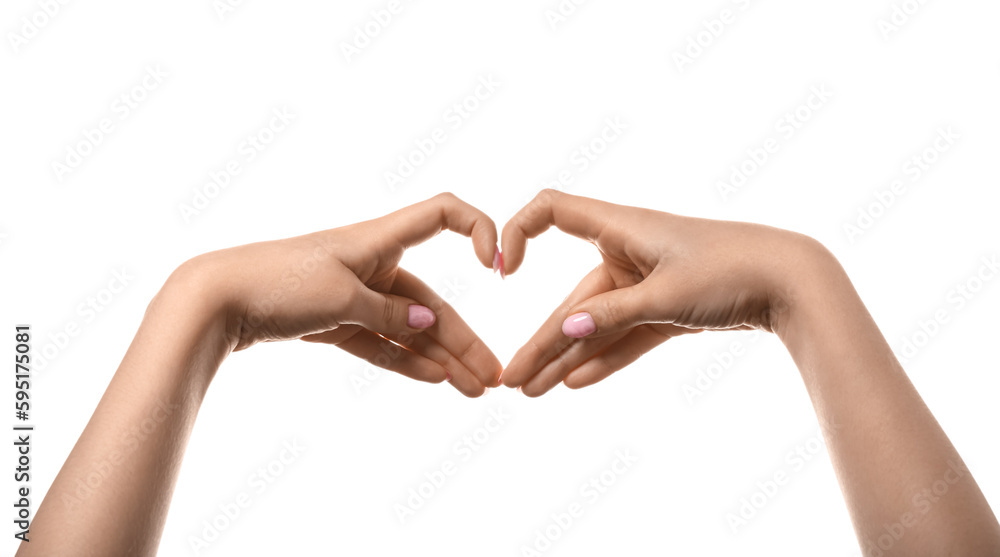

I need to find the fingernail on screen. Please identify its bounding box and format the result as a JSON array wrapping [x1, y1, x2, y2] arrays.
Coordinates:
[[562, 312, 596, 338], [493, 246, 505, 279], [446, 371, 452, 382], [407, 305, 436, 329]]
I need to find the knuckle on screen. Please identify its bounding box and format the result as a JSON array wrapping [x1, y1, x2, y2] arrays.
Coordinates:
[[459, 336, 485, 363], [522, 189, 560, 224], [538, 188, 560, 201], [380, 296, 398, 327], [434, 191, 458, 203], [603, 297, 627, 328], [532, 188, 559, 208]]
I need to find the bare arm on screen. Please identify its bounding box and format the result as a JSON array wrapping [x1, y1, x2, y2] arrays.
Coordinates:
[[18, 193, 503, 556], [500, 189, 1000, 554], [18, 267, 230, 555], [776, 247, 999, 553]]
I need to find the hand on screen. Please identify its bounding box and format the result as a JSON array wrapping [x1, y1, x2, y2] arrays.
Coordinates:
[[172, 192, 503, 397], [499, 189, 823, 396]]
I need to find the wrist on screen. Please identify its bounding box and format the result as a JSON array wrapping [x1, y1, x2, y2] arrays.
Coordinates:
[[765, 234, 857, 341], [151, 258, 236, 370]]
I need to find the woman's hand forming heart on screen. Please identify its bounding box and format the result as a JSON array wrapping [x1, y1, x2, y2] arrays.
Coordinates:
[[183, 192, 505, 397], [500, 189, 814, 396]]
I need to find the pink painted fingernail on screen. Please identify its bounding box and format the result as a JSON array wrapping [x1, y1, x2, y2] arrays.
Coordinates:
[[446, 371, 452, 382], [562, 312, 596, 338], [493, 246, 505, 279], [407, 305, 436, 329]]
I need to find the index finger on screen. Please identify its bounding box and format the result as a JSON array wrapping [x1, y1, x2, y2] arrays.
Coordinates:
[[379, 192, 499, 269], [501, 189, 614, 274]]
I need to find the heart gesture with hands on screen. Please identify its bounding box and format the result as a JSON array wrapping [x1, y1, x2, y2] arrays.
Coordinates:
[[20, 190, 1000, 557]]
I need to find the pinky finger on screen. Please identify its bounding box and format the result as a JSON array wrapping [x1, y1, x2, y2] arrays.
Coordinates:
[[562, 326, 669, 390]]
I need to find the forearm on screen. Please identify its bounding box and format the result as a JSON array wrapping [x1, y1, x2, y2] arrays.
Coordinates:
[[15, 194, 498, 554], [775, 243, 1000, 554], [19, 269, 231, 556]]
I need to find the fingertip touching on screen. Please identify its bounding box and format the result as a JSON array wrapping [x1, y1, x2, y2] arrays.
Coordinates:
[[492, 247, 506, 279]]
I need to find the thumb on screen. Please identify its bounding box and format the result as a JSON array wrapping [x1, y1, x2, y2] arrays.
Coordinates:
[[348, 285, 437, 335], [561, 282, 655, 339]]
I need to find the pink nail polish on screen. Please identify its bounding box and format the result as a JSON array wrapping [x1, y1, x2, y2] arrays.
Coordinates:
[[562, 312, 596, 338], [493, 246, 501, 274], [498, 251, 506, 280], [446, 371, 452, 382], [407, 305, 436, 329]]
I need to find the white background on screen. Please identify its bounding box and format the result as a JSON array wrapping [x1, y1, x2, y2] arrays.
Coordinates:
[[2, 0, 1000, 555]]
